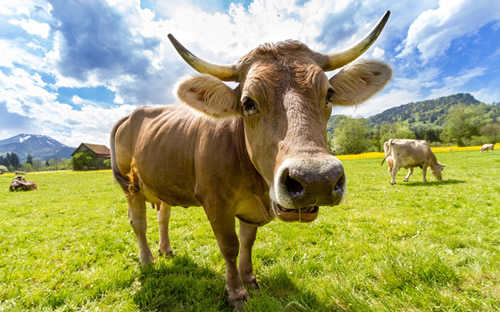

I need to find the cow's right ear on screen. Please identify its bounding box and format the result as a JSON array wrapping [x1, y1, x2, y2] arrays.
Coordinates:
[[177, 74, 240, 118]]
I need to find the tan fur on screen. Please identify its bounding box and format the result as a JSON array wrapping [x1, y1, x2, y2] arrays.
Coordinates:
[[177, 74, 239, 118], [111, 35, 392, 310], [329, 60, 392, 105]]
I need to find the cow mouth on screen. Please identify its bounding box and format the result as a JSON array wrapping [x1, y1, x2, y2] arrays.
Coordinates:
[[271, 201, 319, 223]]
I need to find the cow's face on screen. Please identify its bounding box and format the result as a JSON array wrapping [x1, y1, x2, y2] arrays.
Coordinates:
[[431, 163, 445, 180], [170, 11, 392, 222]]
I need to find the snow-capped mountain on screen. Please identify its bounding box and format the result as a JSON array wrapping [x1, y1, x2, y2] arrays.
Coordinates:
[[0, 134, 75, 162]]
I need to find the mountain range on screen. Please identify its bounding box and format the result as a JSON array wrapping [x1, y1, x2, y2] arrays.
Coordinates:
[[0, 134, 75, 162], [367, 93, 497, 126], [328, 93, 499, 132]]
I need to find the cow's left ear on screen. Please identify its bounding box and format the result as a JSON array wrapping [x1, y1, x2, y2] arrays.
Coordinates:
[[328, 60, 392, 106], [177, 74, 239, 118]]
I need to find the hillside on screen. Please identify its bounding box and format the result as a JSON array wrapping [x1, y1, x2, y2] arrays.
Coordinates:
[[0, 134, 74, 162], [328, 93, 499, 134], [367, 93, 498, 126]]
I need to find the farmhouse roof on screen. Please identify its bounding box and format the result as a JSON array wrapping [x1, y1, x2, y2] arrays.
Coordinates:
[[72, 143, 111, 158]]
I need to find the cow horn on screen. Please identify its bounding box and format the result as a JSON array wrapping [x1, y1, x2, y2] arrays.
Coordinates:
[[168, 34, 238, 81], [321, 11, 390, 71]]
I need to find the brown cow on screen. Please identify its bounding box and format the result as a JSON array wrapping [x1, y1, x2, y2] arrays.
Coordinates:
[[111, 11, 392, 309], [382, 139, 445, 185], [480, 143, 494, 152], [9, 176, 37, 191]]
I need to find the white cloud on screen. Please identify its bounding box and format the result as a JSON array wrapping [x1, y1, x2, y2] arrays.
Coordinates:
[[9, 18, 51, 38], [399, 0, 500, 62], [0, 39, 43, 69], [429, 67, 486, 98], [71, 95, 83, 105], [0, 65, 136, 146], [471, 88, 500, 104], [335, 88, 424, 117]]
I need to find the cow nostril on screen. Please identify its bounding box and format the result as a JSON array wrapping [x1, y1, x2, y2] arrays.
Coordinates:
[[334, 174, 345, 193], [285, 175, 304, 198]]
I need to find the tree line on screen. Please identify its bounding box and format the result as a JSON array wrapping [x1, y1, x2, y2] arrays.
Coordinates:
[[329, 104, 499, 155], [0, 152, 72, 172]]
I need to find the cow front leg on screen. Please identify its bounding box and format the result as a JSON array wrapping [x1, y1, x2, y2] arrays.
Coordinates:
[[422, 165, 428, 182], [128, 194, 154, 265], [209, 215, 247, 311], [404, 168, 413, 182], [239, 221, 258, 289], [158, 202, 174, 257]]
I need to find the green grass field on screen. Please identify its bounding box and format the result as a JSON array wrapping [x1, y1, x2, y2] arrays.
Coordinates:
[[1, 151, 499, 311]]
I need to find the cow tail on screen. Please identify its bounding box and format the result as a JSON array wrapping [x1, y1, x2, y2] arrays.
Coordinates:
[[110, 116, 133, 194], [381, 139, 393, 166], [381, 154, 388, 166]]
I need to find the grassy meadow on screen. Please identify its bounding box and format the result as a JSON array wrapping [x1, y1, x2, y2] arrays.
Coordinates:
[[0, 150, 499, 311]]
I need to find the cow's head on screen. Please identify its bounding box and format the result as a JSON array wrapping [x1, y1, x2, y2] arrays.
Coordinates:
[[431, 163, 446, 181], [170, 11, 392, 222]]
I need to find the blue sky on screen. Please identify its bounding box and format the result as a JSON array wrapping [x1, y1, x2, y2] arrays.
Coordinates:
[[1, 0, 499, 146]]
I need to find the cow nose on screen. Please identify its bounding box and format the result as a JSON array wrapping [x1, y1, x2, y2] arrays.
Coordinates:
[[276, 156, 345, 207], [284, 174, 304, 198]]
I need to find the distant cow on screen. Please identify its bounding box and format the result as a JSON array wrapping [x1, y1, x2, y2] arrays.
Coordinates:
[[382, 139, 445, 185], [9, 176, 37, 191], [480, 143, 494, 152]]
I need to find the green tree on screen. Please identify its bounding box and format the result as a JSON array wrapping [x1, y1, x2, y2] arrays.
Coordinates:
[[72, 152, 94, 170], [26, 154, 33, 165], [442, 105, 486, 146], [7, 153, 20, 170], [331, 117, 370, 154], [32, 159, 42, 171], [21, 163, 33, 172], [379, 122, 416, 149], [480, 122, 500, 144]]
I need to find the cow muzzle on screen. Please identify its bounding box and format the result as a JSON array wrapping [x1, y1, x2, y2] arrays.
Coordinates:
[[270, 156, 345, 222]]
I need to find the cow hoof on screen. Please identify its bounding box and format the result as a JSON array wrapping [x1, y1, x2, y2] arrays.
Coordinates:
[[243, 276, 259, 289], [159, 249, 175, 258], [226, 287, 248, 311], [139, 251, 155, 265], [403, 179, 408, 182], [140, 256, 154, 266], [390, 181, 396, 185]]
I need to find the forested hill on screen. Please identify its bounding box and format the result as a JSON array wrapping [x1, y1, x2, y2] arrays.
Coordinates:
[[368, 93, 486, 126]]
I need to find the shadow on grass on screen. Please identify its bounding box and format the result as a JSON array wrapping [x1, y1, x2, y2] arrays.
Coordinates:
[[133, 255, 229, 312], [133, 255, 332, 311], [399, 179, 465, 187], [246, 269, 336, 311]]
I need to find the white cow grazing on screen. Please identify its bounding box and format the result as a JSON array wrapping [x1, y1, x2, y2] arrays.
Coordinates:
[[381, 139, 446, 185], [480, 143, 495, 152]]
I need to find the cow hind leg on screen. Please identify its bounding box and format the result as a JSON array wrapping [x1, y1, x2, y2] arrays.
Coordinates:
[[404, 168, 413, 182], [239, 221, 258, 289], [158, 202, 174, 257], [128, 194, 154, 265], [390, 164, 399, 185]]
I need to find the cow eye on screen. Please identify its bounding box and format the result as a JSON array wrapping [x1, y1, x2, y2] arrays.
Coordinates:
[[242, 97, 258, 116], [326, 88, 335, 103]]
